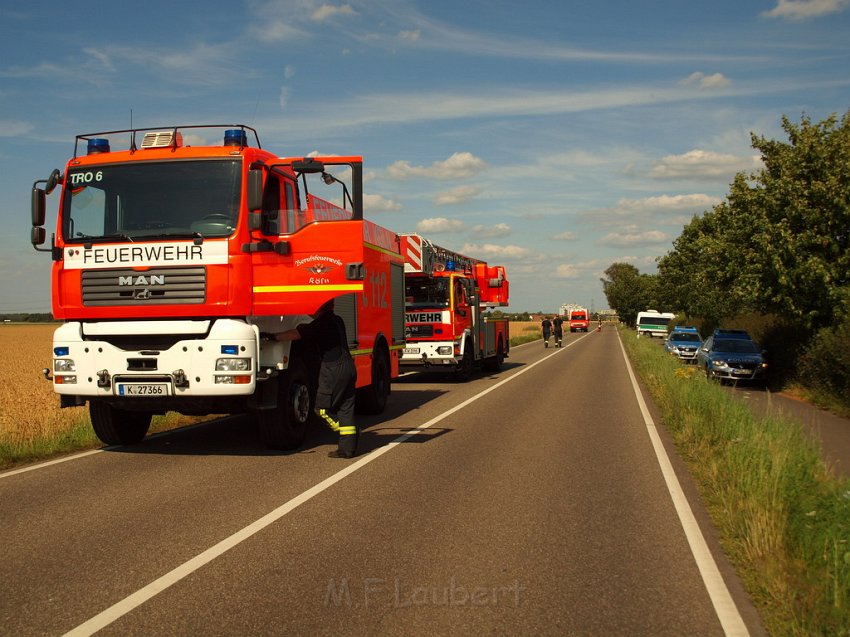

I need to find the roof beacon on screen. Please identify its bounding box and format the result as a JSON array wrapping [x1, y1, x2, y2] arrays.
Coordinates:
[[224, 129, 248, 147], [87, 138, 110, 155]]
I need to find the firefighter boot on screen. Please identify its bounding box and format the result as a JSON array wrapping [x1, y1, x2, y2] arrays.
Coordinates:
[[329, 427, 358, 459]]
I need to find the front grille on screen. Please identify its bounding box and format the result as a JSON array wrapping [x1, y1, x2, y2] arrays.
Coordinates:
[[406, 324, 434, 338], [82, 267, 206, 306]]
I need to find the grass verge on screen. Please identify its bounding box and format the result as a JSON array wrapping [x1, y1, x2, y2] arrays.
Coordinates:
[[622, 328, 850, 636], [0, 411, 208, 471]]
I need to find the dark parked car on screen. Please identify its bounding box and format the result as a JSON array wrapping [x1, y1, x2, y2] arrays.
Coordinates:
[[697, 333, 768, 383]]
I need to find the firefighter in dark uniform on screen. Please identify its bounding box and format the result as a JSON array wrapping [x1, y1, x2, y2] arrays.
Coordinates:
[[274, 298, 358, 458], [541, 316, 552, 348], [552, 315, 564, 347]]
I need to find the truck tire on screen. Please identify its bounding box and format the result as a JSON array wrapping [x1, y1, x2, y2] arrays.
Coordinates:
[[356, 343, 390, 415], [455, 341, 474, 382], [256, 357, 312, 450], [89, 401, 152, 446]]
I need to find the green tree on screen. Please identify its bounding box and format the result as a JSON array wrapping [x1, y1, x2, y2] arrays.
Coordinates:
[[658, 110, 850, 330], [601, 263, 657, 326], [738, 112, 850, 328]]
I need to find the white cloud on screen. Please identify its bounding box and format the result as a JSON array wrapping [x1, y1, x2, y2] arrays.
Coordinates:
[[284, 64, 296, 79], [762, 0, 849, 20], [0, 119, 33, 136], [434, 185, 481, 205], [279, 86, 290, 110], [584, 193, 721, 227], [680, 72, 731, 89], [386, 152, 488, 180], [312, 4, 356, 22], [649, 149, 761, 180], [551, 231, 578, 241], [471, 223, 511, 238], [459, 243, 530, 259], [364, 193, 402, 212], [400, 29, 421, 41], [416, 217, 466, 233], [554, 264, 581, 279], [598, 230, 670, 247]]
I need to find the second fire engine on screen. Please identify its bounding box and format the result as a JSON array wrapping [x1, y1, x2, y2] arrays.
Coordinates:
[[399, 234, 509, 380]]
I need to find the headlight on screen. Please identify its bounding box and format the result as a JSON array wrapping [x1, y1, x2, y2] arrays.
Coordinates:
[[712, 359, 729, 369], [54, 359, 76, 372], [437, 346, 453, 355], [215, 358, 251, 372]]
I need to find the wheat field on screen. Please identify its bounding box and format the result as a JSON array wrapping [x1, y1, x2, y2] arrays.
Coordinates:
[[0, 324, 82, 447], [0, 324, 203, 466]]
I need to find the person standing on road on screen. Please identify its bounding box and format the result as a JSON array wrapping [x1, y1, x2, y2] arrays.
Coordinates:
[[552, 315, 564, 347], [541, 316, 552, 348], [273, 298, 358, 458]]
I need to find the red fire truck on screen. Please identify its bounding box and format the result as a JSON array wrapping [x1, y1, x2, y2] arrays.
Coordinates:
[[399, 234, 509, 379], [30, 125, 405, 449], [569, 307, 590, 332]]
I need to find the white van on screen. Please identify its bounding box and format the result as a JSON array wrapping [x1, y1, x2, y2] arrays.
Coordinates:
[[636, 310, 675, 338]]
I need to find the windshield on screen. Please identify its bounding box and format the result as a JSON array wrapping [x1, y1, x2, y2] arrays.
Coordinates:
[[713, 339, 761, 354], [405, 277, 449, 308], [639, 315, 671, 326], [62, 160, 241, 241], [671, 333, 701, 342]]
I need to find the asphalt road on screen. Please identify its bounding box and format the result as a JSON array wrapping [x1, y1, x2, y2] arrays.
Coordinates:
[[0, 328, 766, 636]]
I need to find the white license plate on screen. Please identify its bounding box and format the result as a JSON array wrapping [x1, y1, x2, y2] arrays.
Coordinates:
[[117, 383, 171, 396], [403, 347, 420, 355]]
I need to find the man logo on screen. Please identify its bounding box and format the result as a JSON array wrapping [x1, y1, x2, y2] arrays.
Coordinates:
[[119, 275, 165, 286], [134, 288, 151, 300]]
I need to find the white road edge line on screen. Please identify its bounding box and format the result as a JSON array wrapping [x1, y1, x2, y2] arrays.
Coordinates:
[[617, 332, 750, 637], [64, 337, 584, 636]]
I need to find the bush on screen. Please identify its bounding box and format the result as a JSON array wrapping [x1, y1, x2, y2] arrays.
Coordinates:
[[799, 316, 850, 410]]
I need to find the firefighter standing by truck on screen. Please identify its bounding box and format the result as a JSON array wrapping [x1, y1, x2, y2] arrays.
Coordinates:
[[272, 299, 358, 459]]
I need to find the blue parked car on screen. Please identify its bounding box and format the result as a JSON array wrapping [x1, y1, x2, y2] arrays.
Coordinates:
[[697, 331, 768, 383], [664, 326, 702, 363]]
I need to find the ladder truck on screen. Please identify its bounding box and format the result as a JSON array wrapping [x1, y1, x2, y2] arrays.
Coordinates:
[[399, 233, 509, 380], [30, 125, 405, 450]]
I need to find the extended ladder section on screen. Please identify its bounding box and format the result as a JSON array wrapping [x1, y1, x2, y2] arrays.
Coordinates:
[[400, 233, 509, 307]]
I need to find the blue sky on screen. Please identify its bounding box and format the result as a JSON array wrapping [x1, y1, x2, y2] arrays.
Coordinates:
[[1, 0, 849, 314]]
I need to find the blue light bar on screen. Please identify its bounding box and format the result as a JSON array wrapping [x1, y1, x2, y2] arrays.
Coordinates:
[[87, 138, 110, 154], [223, 129, 247, 147], [445, 260, 456, 271], [221, 345, 239, 355], [54, 346, 70, 356]]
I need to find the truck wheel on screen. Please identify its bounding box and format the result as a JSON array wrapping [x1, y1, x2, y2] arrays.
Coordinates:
[[89, 401, 152, 446], [356, 345, 390, 415], [256, 358, 312, 450], [455, 341, 474, 382]]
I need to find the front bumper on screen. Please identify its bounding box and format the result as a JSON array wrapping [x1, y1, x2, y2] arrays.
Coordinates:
[[707, 361, 767, 381], [50, 319, 262, 399], [400, 341, 459, 367]]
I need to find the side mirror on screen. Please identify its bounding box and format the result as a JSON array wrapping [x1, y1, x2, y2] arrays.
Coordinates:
[[32, 187, 46, 227], [31, 226, 46, 247]]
